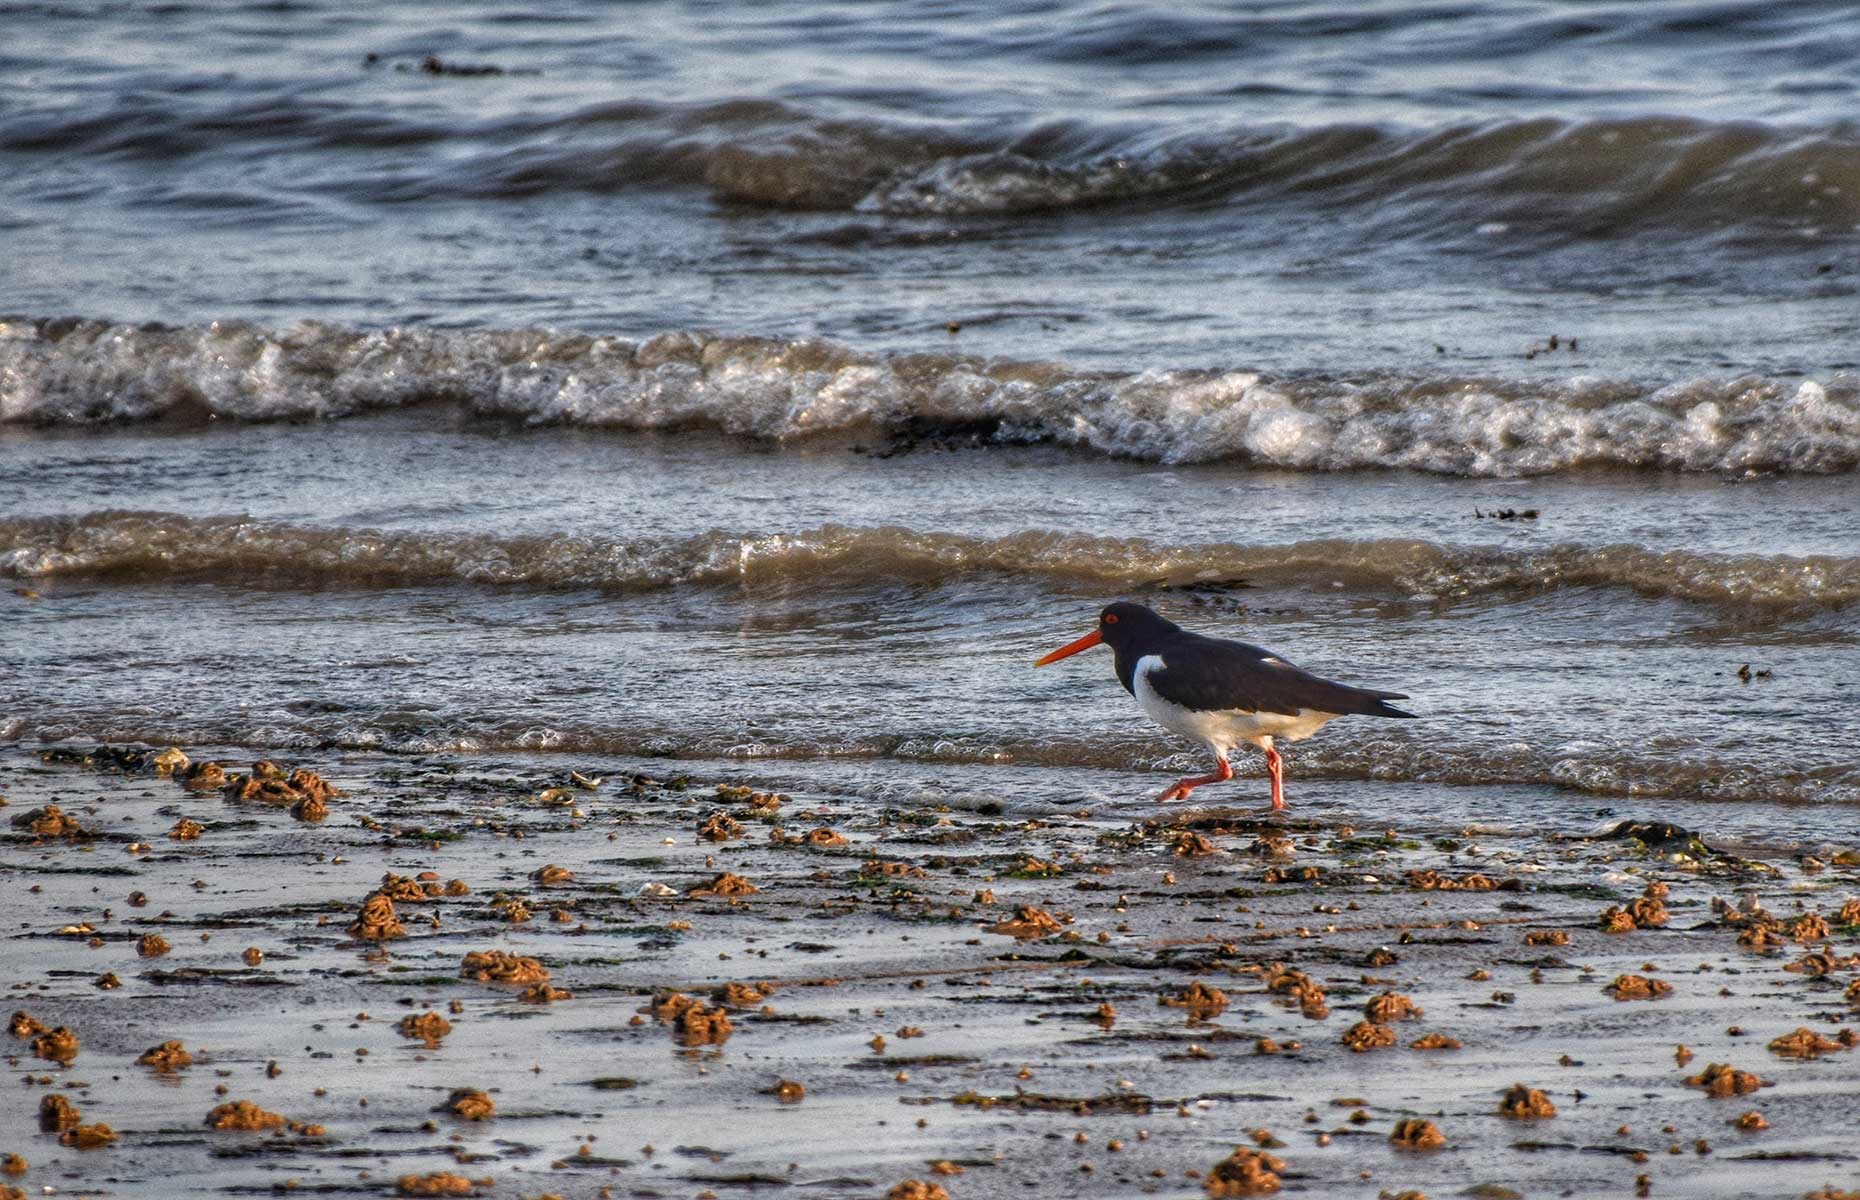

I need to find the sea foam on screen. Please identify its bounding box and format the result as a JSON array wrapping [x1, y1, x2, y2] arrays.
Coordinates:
[[5, 318, 1858, 477]]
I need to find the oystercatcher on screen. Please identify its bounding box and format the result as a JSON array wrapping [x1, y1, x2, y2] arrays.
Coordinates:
[[1034, 601, 1415, 809]]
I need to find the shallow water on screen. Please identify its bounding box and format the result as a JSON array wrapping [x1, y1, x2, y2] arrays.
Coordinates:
[[4, 1, 1860, 850], [3, 417, 1857, 822]]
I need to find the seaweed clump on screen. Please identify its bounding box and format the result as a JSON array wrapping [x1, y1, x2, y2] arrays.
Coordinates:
[[648, 992, 733, 1046], [398, 1011, 452, 1046], [33, 1027, 79, 1065], [12, 805, 87, 838], [1203, 1146, 1284, 1196], [1173, 830, 1218, 857], [396, 1174, 479, 1197], [1364, 992, 1421, 1023], [988, 906, 1062, 939], [1388, 1118, 1446, 1150], [1608, 974, 1673, 1001], [690, 872, 759, 897], [1685, 1063, 1765, 1097], [1162, 981, 1229, 1019], [1499, 1084, 1556, 1118], [60, 1124, 115, 1149], [460, 950, 548, 984], [205, 1100, 285, 1131], [1262, 964, 1329, 1019], [1342, 1022, 1396, 1053], [137, 1039, 193, 1071], [39, 1095, 80, 1131], [885, 1183, 950, 1200], [1600, 894, 1669, 933], [1768, 1028, 1850, 1060], [348, 891, 406, 940], [1406, 869, 1514, 891], [441, 1088, 494, 1120]]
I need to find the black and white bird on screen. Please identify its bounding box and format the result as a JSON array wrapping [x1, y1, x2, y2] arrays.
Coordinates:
[[1034, 601, 1416, 809]]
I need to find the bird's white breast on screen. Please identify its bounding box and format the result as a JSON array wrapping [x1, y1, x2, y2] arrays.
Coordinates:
[[1132, 654, 1340, 755]]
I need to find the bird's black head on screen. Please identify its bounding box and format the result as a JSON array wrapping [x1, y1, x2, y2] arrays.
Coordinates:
[[1033, 600, 1179, 667], [1094, 601, 1178, 653]]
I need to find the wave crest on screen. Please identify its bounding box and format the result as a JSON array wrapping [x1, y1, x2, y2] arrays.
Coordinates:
[[9, 93, 1860, 235], [5, 318, 1859, 477], [3, 512, 1853, 610]]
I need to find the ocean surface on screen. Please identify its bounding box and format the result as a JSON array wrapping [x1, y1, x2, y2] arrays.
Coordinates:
[[4, 0, 1859, 836]]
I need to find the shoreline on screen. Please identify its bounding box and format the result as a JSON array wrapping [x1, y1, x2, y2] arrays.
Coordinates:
[[1, 744, 1857, 1198]]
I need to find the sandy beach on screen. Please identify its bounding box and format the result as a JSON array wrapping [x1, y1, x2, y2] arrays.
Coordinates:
[[3, 743, 1857, 1199]]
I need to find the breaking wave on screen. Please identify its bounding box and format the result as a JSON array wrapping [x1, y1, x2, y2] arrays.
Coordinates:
[[3, 512, 1854, 610], [5, 318, 1858, 477]]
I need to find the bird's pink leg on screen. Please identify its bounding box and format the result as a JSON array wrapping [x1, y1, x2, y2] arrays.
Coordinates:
[[1156, 756, 1233, 803], [1265, 744, 1286, 812]]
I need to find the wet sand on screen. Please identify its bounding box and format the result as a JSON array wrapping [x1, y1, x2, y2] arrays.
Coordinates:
[[2, 745, 1858, 1199]]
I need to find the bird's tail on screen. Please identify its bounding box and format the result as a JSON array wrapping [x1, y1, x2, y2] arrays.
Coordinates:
[[1359, 689, 1417, 719]]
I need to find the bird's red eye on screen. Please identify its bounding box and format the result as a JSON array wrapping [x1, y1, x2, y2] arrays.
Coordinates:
[[1103, 613, 1119, 625]]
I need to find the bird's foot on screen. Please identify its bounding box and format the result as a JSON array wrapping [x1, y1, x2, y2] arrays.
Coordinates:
[[1156, 759, 1233, 804]]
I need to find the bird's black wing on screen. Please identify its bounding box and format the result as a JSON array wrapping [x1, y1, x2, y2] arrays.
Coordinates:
[[1147, 632, 1415, 718]]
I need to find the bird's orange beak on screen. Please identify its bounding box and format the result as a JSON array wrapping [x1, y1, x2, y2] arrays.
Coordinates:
[[1034, 628, 1102, 667]]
